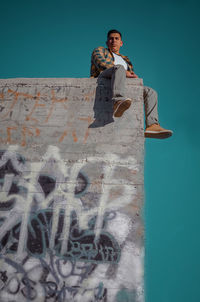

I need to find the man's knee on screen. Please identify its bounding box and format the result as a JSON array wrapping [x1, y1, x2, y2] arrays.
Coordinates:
[[114, 64, 126, 72]]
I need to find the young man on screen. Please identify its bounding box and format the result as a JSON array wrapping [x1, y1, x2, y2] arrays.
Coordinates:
[[90, 29, 173, 139]]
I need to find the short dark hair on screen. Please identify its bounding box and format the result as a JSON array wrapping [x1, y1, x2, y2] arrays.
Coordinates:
[[107, 29, 122, 39]]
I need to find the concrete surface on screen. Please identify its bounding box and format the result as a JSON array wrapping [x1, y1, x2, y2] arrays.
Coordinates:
[[0, 78, 144, 302]]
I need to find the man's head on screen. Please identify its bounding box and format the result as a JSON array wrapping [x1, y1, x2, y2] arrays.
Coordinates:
[[106, 29, 123, 54]]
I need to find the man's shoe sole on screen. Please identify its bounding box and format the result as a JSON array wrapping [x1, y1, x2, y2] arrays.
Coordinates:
[[145, 130, 173, 139], [114, 99, 132, 117]]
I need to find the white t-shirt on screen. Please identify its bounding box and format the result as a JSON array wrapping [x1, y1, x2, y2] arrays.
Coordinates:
[[112, 52, 128, 70]]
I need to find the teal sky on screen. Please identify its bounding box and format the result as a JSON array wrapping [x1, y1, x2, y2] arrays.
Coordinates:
[[1, 0, 200, 301]]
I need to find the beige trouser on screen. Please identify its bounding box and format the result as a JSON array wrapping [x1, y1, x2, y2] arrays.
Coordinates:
[[99, 64, 159, 127]]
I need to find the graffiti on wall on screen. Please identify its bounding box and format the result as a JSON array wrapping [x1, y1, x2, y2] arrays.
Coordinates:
[[0, 145, 142, 301], [0, 88, 94, 146]]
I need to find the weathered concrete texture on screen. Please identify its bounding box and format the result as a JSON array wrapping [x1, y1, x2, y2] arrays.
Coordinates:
[[0, 78, 144, 302]]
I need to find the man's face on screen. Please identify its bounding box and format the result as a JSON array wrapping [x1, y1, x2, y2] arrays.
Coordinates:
[[106, 33, 123, 54]]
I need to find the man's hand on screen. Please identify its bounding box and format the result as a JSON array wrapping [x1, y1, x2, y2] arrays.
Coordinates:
[[126, 71, 138, 78]]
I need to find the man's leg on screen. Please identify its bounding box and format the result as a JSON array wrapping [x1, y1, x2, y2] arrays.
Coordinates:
[[144, 86, 173, 139], [143, 86, 159, 127], [100, 65, 126, 101], [100, 65, 132, 117]]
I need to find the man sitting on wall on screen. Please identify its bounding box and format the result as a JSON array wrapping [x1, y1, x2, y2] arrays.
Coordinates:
[[90, 29, 173, 139]]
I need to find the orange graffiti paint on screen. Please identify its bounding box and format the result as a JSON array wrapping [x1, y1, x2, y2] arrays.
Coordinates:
[[45, 90, 68, 123], [79, 116, 93, 143], [59, 130, 67, 143], [26, 92, 45, 123], [7, 127, 17, 144], [2, 90, 34, 119], [72, 131, 78, 142], [21, 126, 40, 147]]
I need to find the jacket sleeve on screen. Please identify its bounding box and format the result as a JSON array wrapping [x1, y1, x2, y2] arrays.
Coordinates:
[[91, 47, 114, 70], [124, 56, 134, 72]]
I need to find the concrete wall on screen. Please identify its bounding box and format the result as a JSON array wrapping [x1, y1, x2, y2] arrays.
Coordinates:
[[0, 78, 144, 302]]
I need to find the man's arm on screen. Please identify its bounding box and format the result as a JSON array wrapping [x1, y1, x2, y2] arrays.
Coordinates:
[[92, 47, 114, 70]]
